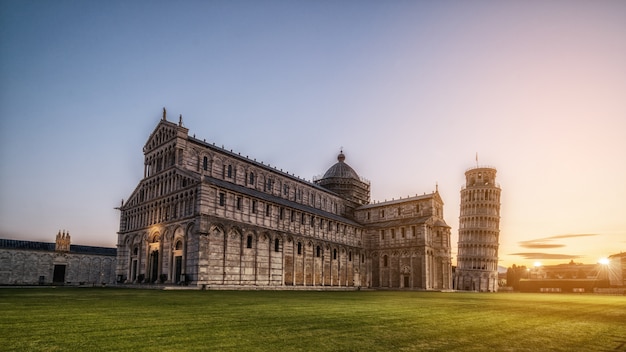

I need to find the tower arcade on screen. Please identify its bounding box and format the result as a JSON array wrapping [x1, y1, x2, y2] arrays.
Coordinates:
[[455, 166, 501, 292]]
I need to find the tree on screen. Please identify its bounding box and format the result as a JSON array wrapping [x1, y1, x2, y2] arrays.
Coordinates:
[[506, 264, 528, 291]]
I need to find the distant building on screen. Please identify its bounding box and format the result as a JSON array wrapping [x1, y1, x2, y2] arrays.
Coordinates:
[[115, 111, 452, 289], [454, 166, 501, 292], [0, 231, 117, 285], [530, 261, 599, 280], [513, 260, 617, 293]]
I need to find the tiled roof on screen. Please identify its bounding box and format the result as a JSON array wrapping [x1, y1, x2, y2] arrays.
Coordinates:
[[205, 176, 362, 227], [0, 239, 116, 256], [69, 245, 116, 256], [0, 239, 55, 251], [357, 194, 435, 210], [189, 136, 334, 194]]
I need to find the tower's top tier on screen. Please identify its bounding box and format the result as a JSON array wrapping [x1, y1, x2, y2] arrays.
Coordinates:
[[464, 167, 497, 188]]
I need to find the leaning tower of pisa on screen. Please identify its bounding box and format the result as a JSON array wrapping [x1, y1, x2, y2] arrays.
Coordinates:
[[455, 166, 501, 292]]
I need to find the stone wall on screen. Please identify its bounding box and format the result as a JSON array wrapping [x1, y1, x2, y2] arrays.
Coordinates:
[[0, 249, 117, 285]]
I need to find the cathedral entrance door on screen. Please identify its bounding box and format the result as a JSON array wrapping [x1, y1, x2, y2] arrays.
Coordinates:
[[53, 265, 66, 284], [149, 250, 159, 283], [403, 276, 410, 288], [174, 256, 182, 283], [131, 260, 138, 281]]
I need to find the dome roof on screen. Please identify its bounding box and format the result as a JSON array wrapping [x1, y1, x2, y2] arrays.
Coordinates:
[[322, 151, 361, 180]]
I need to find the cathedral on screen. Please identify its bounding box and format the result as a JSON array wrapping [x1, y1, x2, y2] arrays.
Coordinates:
[[116, 110, 452, 289]]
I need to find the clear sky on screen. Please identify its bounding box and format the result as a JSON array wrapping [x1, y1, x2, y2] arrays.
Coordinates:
[[1, 0, 624, 268]]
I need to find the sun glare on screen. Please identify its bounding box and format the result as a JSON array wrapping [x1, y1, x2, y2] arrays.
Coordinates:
[[598, 257, 609, 265]]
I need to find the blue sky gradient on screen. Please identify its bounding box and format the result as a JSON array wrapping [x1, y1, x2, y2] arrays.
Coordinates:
[[1, 1, 625, 267]]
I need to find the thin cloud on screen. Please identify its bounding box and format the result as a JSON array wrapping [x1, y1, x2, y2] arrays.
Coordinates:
[[545, 234, 599, 240], [520, 243, 565, 249], [519, 233, 599, 249], [509, 253, 582, 260]]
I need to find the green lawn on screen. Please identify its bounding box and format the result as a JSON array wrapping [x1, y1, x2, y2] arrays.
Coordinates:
[[0, 288, 624, 351]]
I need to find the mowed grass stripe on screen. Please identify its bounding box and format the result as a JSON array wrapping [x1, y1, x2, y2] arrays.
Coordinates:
[[0, 288, 624, 351]]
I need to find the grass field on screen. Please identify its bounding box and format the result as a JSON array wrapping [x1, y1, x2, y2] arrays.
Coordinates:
[[0, 288, 624, 351]]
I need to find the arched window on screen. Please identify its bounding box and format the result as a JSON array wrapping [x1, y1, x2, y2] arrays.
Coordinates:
[[227, 165, 233, 178], [333, 249, 337, 260], [316, 246, 321, 257], [246, 235, 253, 249], [203, 156, 208, 171], [297, 242, 302, 255], [274, 238, 280, 252], [383, 255, 388, 267]]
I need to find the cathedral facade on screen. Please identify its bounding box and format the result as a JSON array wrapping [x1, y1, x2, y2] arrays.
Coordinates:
[[116, 111, 452, 290]]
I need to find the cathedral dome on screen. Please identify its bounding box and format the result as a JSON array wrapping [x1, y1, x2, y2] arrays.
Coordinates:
[[322, 151, 361, 181]]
